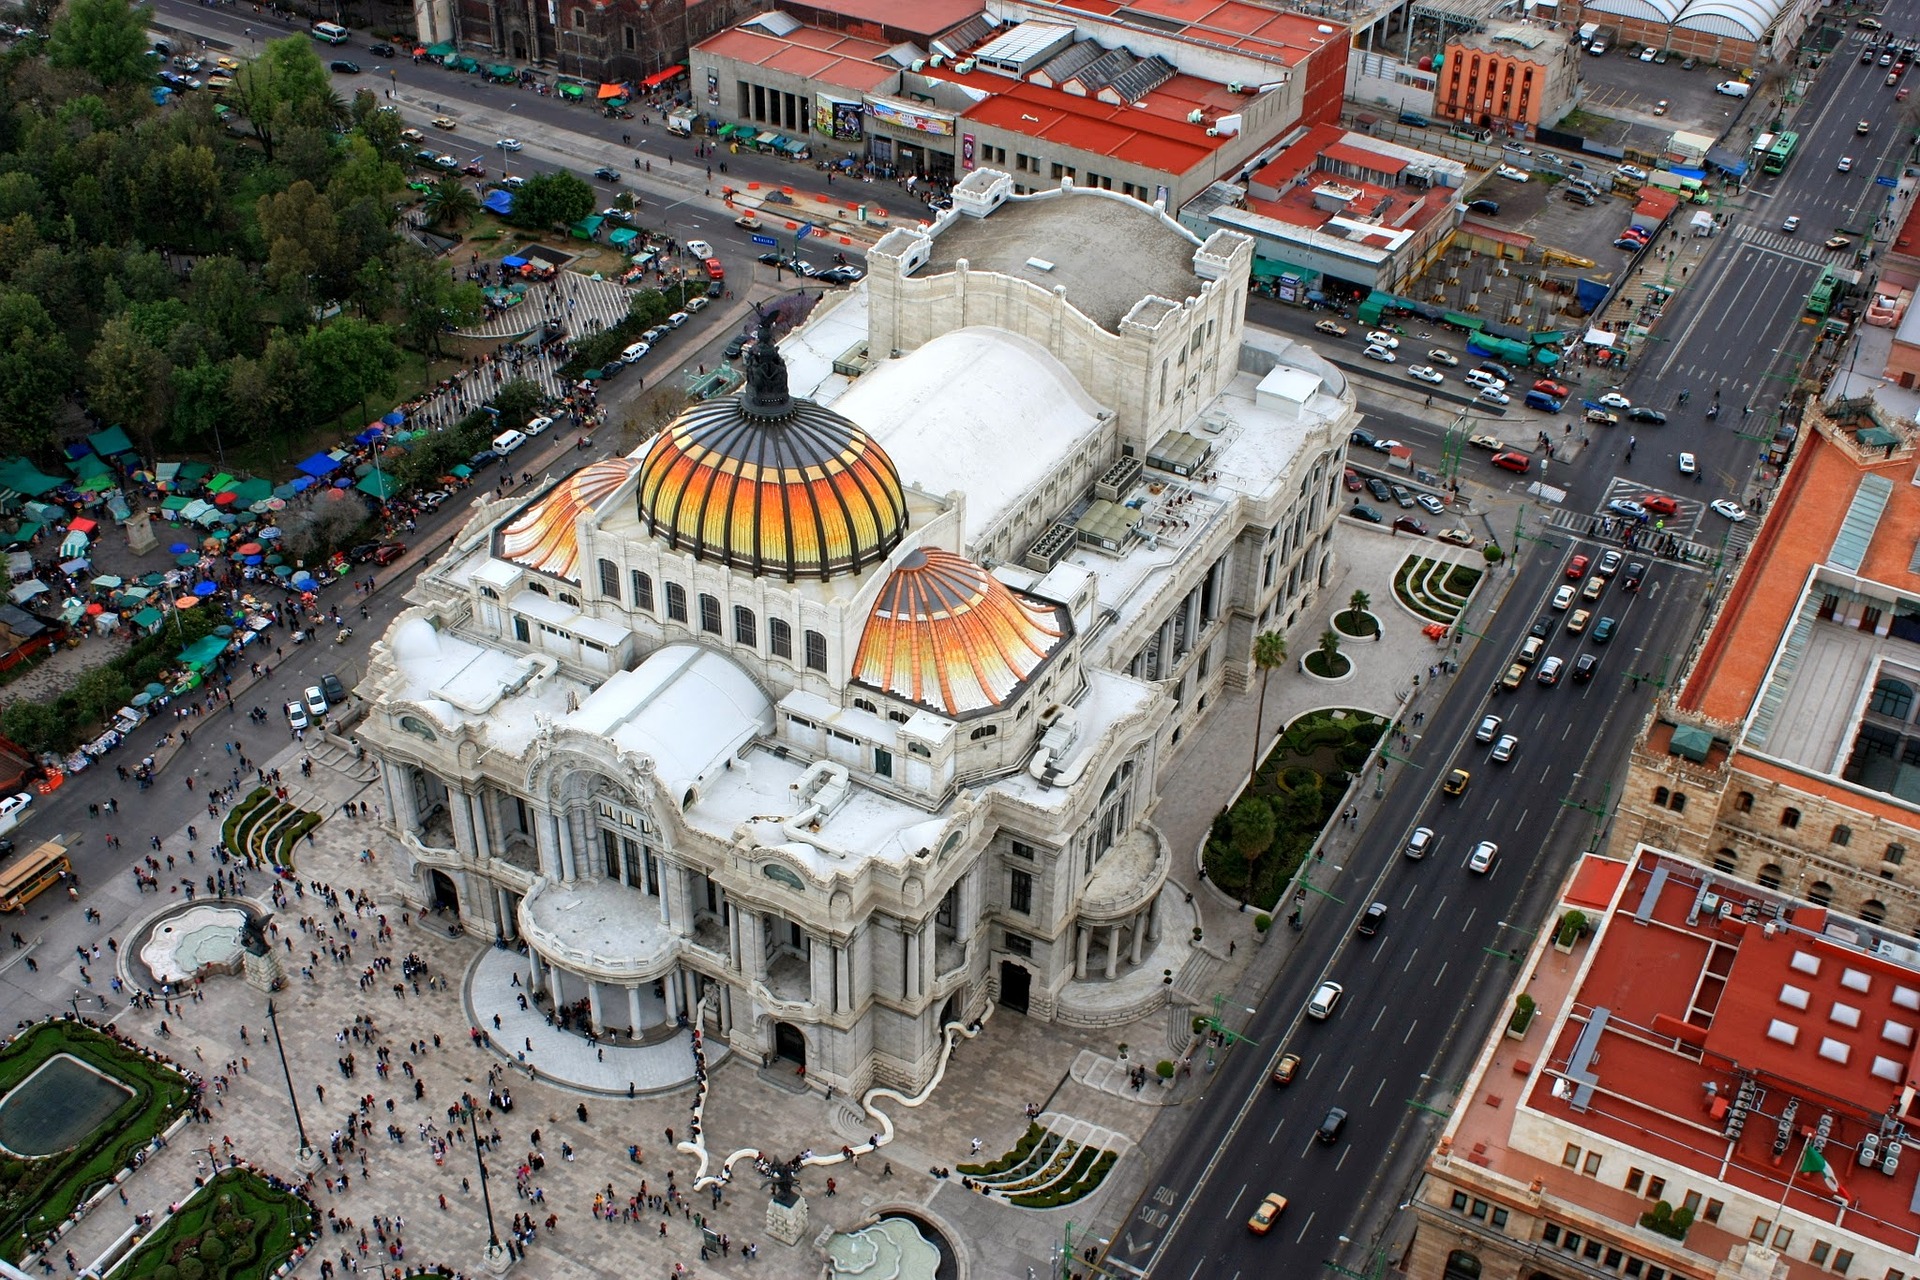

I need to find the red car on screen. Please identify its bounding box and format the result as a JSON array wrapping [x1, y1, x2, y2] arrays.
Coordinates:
[[1490, 451, 1530, 473], [370, 543, 406, 566], [1641, 494, 1679, 515], [1532, 379, 1569, 399], [1566, 554, 1590, 579], [702, 258, 725, 280], [1343, 467, 1363, 492]]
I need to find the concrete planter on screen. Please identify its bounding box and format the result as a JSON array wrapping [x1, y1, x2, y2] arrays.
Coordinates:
[[1332, 608, 1381, 640], [1301, 654, 1354, 684]]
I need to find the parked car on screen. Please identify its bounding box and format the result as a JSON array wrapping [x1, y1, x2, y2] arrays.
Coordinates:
[[1416, 493, 1445, 515], [1426, 349, 1459, 366], [1437, 525, 1475, 547], [1349, 504, 1384, 523], [1465, 197, 1501, 216], [304, 685, 329, 719], [1314, 319, 1349, 337], [1392, 516, 1429, 536], [329, 60, 361, 73], [285, 700, 309, 731], [368, 543, 406, 566], [368, 41, 396, 57]]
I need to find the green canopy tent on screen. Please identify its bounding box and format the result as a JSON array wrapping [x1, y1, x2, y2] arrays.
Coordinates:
[[608, 226, 638, 247], [69, 455, 111, 483], [230, 477, 273, 507], [174, 461, 212, 484], [570, 214, 606, 240], [426, 41, 455, 57], [0, 459, 67, 497], [558, 82, 586, 98], [177, 634, 228, 672], [355, 471, 399, 500], [489, 64, 515, 79], [1, 523, 41, 546], [129, 607, 163, 633], [86, 425, 136, 458]]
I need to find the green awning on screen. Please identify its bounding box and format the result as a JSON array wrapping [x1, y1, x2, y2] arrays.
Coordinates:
[[453, 56, 479, 73], [490, 64, 514, 77], [1668, 723, 1715, 764], [1250, 259, 1289, 280], [0, 460, 66, 497], [69, 454, 110, 482], [558, 82, 585, 98], [450, 464, 472, 479], [715, 123, 737, 136], [231, 477, 273, 506], [207, 471, 237, 492], [160, 495, 190, 511], [178, 634, 227, 671], [175, 461, 211, 482], [87, 425, 136, 458], [608, 227, 638, 245], [355, 470, 398, 500], [1442, 311, 1483, 332], [130, 607, 162, 630], [426, 41, 455, 56], [2, 523, 40, 546], [1856, 426, 1900, 448], [570, 214, 605, 239]]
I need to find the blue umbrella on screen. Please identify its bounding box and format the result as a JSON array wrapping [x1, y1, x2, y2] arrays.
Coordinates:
[[333, 477, 353, 488], [243, 554, 263, 565], [193, 581, 218, 596], [169, 542, 190, 553], [382, 410, 406, 427]]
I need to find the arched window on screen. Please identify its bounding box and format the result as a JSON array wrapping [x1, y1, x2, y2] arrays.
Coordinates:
[[630, 571, 654, 611], [1713, 849, 1740, 873], [1653, 786, 1671, 807], [570, 6, 585, 26], [1832, 825, 1852, 847], [1872, 677, 1915, 720], [1861, 899, 1888, 925], [1737, 791, 1754, 813], [852, 697, 877, 714], [1443, 1252, 1482, 1280], [733, 606, 757, 648], [1669, 791, 1687, 813], [1809, 881, 1834, 907], [969, 724, 998, 740], [1759, 864, 1784, 889], [1780, 807, 1801, 829], [698, 594, 721, 635]]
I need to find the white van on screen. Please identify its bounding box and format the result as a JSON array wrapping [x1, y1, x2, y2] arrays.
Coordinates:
[[310, 20, 350, 43], [1465, 369, 1507, 392], [491, 429, 528, 455], [1715, 80, 1751, 97]]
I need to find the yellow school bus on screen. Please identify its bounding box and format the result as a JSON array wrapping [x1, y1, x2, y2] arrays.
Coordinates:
[[0, 841, 69, 912]]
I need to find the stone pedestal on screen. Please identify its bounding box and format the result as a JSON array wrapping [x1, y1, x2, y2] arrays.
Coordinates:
[[243, 948, 282, 993], [765, 1193, 809, 1246], [125, 511, 158, 555], [294, 1144, 324, 1175], [480, 1241, 516, 1277]]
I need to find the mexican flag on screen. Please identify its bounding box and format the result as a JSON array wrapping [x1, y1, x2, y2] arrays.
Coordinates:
[[1799, 1145, 1850, 1202]]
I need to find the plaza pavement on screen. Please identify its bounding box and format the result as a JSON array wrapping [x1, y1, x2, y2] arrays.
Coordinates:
[[12, 478, 1541, 1280]]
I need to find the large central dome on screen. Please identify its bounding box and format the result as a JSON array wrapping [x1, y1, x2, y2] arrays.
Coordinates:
[[635, 313, 907, 581]]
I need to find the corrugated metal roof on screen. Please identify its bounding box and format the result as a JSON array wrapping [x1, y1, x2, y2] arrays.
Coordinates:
[[1830, 472, 1893, 573]]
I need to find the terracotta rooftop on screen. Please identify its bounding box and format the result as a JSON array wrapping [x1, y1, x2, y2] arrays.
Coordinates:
[[1053, 0, 1344, 66], [698, 22, 900, 94], [1238, 123, 1454, 242], [1451, 851, 1920, 1260]]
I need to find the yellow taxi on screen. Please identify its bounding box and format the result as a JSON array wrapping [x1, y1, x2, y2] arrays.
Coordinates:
[[1248, 1192, 1289, 1234]]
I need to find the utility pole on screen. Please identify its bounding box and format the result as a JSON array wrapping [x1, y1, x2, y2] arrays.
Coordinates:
[[1558, 779, 1616, 854]]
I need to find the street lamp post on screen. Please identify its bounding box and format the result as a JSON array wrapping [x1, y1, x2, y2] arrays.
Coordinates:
[[264, 999, 323, 1174], [466, 1101, 514, 1275]]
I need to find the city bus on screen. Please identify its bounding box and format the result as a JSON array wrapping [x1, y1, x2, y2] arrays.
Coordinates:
[[0, 841, 69, 913], [1807, 268, 1841, 317], [1763, 131, 1800, 175], [309, 21, 350, 44]]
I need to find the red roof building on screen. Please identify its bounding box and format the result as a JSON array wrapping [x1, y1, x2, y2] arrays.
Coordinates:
[[1409, 845, 1920, 1280]]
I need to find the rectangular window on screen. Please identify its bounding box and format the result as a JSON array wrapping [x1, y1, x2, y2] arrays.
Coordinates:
[[1561, 1232, 1581, 1252], [598, 559, 620, 599], [665, 582, 687, 622], [1469, 1199, 1488, 1220], [1751, 1219, 1772, 1243], [1626, 1262, 1644, 1278], [631, 571, 654, 611], [1646, 1176, 1666, 1201], [1625, 1168, 1646, 1194], [769, 618, 792, 658], [1583, 1151, 1603, 1176], [1832, 1250, 1853, 1274], [699, 593, 722, 634], [1772, 1226, 1793, 1250], [1451, 1191, 1469, 1213], [1010, 869, 1033, 914], [805, 629, 827, 672], [873, 748, 893, 778], [1002, 931, 1032, 956], [1010, 840, 1035, 860], [1605, 1249, 1624, 1268], [1562, 1143, 1582, 1168], [513, 616, 530, 643], [1704, 1198, 1723, 1224], [1681, 1191, 1702, 1216], [1489, 1207, 1507, 1229], [1540, 1224, 1560, 1244], [1812, 1243, 1831, 1265]]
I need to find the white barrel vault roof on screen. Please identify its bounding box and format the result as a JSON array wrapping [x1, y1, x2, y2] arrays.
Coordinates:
[[1580, 0, 1781, 41]]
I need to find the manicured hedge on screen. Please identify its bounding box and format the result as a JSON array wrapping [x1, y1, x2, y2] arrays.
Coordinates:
[[118, 1168, 315, 1280], [0, 1022, 192, 1262]]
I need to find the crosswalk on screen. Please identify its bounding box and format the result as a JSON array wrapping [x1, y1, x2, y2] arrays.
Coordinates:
[[1727, 221, 1849, 267], [1538, 477, 1759, 569]]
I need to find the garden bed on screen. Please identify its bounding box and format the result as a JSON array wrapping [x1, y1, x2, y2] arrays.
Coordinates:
[[0, 1021, 193, 1262], [116, 1167, 315, 1280]]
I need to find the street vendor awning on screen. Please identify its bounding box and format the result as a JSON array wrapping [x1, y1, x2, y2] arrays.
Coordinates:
[[715, 123, 738, 137], [0, 458, 66, 497], [489, 64, 514, 78], [175, 461, 211, 484], [87, 425, 135, 458], [178, 634, 227, 670], [231, 478, 272, 506], [8, 580, 46, 603], [641, 64, 683, 88], [159, 496, 189, 511], [571, 214, 606, 239], [129, 607, 162, 631], [502, 255, 528, 268], [69, 454, 109, 483], [596, 82, 625, 99], [558, 82, 585, 98], [426, 41, 454, 56], [778, 137, 806, 154], [608, 226, 638, 246], [296, 453, 341, 478], [1, 523, 38, 548], [483, 189, 514, 216], [355, 471, 399, 500]]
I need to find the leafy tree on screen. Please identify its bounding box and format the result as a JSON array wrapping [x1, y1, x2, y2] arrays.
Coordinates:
[[1249, 630, 1287, 782], [227, 332, 306, 453], [87, 313, 170, 456], [166, 357, 231, 449], [0, 213, 46, 282], [490, 378, 547, 432], [0, 173, 45, 224], [189, 255, 261, 355], [301, 316, 398, 424], [0, 700, 62, 756], [227, 36, 333, 161], [512, 170, 594, 230], [421, 175, 479, 229], [0, 291, 76, 454], [1228, 796, 1276, 876], [256, 181, 341, 308], [392, 247, 481, 357], [327, 136, 405, 212], [46, 0, 152, 89]]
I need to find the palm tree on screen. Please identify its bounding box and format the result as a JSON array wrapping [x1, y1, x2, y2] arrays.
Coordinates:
[[422, 176, 481, 230], [1347, 588, 1371, 619], [1249, 630, 1288, 782], [1317, 629, 1343, 674]]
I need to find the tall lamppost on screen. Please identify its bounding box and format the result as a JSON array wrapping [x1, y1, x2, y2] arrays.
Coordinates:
[[264, 999, 323, 1174], [466, 1101, 514, 1275]]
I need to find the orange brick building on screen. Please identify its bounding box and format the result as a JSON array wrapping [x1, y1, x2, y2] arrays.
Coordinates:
[[1435, 27, 1582, 135]]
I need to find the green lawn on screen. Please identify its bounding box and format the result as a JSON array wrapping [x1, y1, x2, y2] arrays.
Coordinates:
[[0, 1021, 194, 1263], [117, 1168, 316, 1280]]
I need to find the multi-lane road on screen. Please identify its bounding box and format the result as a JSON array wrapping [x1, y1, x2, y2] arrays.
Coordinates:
[[1122, 19, 1906, 1276]]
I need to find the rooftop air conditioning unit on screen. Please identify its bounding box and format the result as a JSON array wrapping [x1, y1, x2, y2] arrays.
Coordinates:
[[1206, 128, 1219, 136], [929, 54, 944, 67], [1228, 81, 1243, 93], [1187, 108, 1205, 123], [955, 58, 976, 72]]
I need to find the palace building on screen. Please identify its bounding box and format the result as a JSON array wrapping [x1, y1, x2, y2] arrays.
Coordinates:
[[356, 169, 1356, 1096]]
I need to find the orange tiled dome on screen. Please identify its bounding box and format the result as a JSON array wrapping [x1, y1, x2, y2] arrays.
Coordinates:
[[499, 456, 639, 580], [635, 321, 906, 581], [853, 548, 1067, 716]]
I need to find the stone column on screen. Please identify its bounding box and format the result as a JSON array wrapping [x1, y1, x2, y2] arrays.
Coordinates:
[[498, 887, 519, 941], [657, 855, 672, 926], [809, 936, 831, 1008], [957, 866, 981, 946], [718, 984, 733, 1035], [547, 963, 563, 1008], [1104, 924, 1120, 979], [728, 907, 743, 970], [586, 981, 602, 1035], [835, 944, 851, 1014], [567, 807, 592, 880], [528, 948, 542, 989], [674, 866, 696, 937], [1129, 911, 1145, 965], [663, 967, 681, 1021], [1147, 893, 1160, 942], [1075, 924, 1089, 980], [536, 809, 565, 881], [903, 924, 920, 1002], [448, 789, 476, 858], [469, 791, 492, 860], [394, 766, 421, 832]]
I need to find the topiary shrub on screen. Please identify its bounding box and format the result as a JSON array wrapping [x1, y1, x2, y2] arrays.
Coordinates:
[[1337, 742, 1370, 771], [1281, 766, 1320, 792], [1350, 719, 1385, 747], [1508, 993, 1536, 1036], [1155, 1060, 1175, 1080], [198, 1235, 227, 1264], [1254, 913, 1272, 933]]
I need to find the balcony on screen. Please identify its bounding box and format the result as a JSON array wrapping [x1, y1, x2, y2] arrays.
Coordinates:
[[520, 877, 680, 983], [1079, 824, 1170, 924]]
